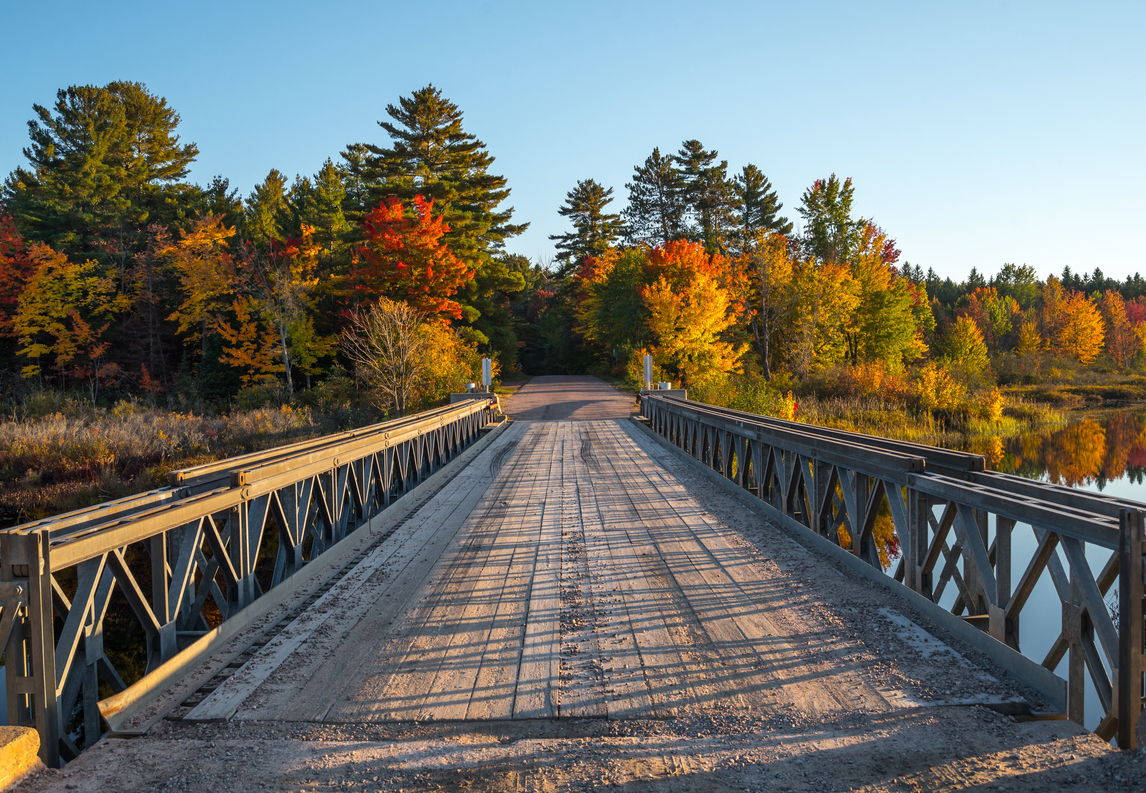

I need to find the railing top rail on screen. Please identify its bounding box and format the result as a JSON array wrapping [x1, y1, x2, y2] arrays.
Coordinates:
[[1, 399, 494, 564], [169, 399, 491, 489], [645, 395, 927, 480], [644, 393, 1145, 537], [644, 393, 985, 473]]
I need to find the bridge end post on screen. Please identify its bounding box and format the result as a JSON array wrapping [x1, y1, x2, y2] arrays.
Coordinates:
[[1118, 508, 1145, 749]]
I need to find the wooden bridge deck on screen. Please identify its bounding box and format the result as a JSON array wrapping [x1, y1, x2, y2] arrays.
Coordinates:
[[22, 377, 1131, 793], [185, 417, 886, 725]]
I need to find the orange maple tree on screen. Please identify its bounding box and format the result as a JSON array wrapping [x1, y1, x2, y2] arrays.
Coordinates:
[[353, 195, 472, 320]]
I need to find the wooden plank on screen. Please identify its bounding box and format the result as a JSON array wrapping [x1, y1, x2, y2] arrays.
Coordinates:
[[205, 423, 528, 723], [463, 425, 552, 721], [580, 424, 711, 716], [570, 424, 657, 719], [551, 423, 606, 719], [616, 420, 888, 716], [512, 423, 564, 719], [421, 423, 556, 721], [295, 423, 531, 723]]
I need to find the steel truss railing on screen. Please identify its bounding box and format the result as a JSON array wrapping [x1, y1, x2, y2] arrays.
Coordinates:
[[0, 398, 494, 765], [641, 394, 1146, 749]]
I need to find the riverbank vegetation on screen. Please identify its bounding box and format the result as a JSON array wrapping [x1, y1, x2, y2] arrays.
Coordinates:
[[3, 80, 1146, 523]]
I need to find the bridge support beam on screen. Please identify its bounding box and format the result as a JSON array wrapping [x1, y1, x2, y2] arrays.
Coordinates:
[[1118, 509, 1145, 749]]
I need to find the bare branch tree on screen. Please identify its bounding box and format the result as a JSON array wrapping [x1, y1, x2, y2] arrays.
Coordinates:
[[341, 299, 430, 416]]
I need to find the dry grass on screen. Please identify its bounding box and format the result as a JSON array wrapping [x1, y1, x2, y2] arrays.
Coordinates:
[[0, 403, 370, 526]]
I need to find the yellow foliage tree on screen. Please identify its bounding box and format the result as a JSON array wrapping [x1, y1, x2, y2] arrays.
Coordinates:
[[942, 315, 989, 378], [731, 231, 792, 379], [1055, 292, 1104, 365], [13, 244, 130, 391], [164, 214, 238, 352], [642, 268, 746, 390], [787, 258, 858, 377]]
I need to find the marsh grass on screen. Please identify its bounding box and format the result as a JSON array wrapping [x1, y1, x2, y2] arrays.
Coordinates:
[[0, 397, 382, 526]]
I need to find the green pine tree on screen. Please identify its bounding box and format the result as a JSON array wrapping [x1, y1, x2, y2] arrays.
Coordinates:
[[3, 82, 198, 254], [675, 140, 735, 254], [344, 85, 527, 350], [244, 169, 290, 247], [347, 85, 527, 271], [549, 179, 625, 273], [797, 174, 863, 265], [622, 147, 685, 247], [733, 164, 792, 245]]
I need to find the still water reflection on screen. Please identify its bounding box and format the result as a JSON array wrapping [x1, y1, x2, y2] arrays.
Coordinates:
[[966, 411, 1146, 499]]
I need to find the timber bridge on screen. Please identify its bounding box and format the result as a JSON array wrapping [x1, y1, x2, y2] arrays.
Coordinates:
[[1, 376, 1144, 791]]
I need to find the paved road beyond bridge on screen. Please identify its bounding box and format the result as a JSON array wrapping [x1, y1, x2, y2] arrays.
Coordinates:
[[13, 377, 1136, 792]]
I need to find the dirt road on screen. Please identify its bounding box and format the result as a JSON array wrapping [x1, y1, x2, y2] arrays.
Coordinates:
[[501, 376, 635, 421]]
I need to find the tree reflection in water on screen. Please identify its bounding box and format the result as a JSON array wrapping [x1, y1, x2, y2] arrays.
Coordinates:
[[970, 412, 1146, 489]]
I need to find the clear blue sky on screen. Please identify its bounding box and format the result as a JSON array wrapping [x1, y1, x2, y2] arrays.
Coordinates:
[[2, 0, 1142, 282]]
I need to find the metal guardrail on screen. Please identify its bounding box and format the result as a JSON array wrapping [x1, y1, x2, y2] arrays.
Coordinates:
[[0, 397, 495, 765], [641, 394, 1146, 749]]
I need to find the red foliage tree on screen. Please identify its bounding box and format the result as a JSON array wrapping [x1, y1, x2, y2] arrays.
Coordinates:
[[353, 195, 472, 320], [0, 215, 38, 335]]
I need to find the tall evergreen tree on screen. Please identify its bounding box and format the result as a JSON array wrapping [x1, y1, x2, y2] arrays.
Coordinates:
[[797, 174, 863, 265], [190, 176, 243, 231], [733, 164, 792, 243], [344, 85, 527, 344], [622, 147, 685, 247], [347, 85, 526, 270], [244, 169, 289, 247], [549, 179, 625, 273], [675, 140, 736, 254], [3, 82, 197, 254]]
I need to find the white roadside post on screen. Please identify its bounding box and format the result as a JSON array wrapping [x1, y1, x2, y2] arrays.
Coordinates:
[[643, 354, 653, 392], [481, 358, 493, 392]]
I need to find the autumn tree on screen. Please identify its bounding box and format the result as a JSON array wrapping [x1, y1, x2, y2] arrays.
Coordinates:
[[573, 247, 652, 361], [1098, 290, 1140, 368], [787, 258, 858, 377], [165, 215, 239, 354], [549, 179, 625, 272], [1055, 291, 1105, 364], [622, 147, 686, 247], [353, 195, 473, 320], [13, 245, 130, 395], [962, 286, 1019, 351], [732, 231, 793, 379], [0, 216, 38, 336], [345, 85, 526, 326], [641, 241, 745, 388], [843, 224, 928, 369], [941, 315, 989, 379], [237, 229, 335, 395]]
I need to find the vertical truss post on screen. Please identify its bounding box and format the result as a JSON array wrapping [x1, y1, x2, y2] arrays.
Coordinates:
[[907, 489, 928, 595], [1066, 574, 1086, 726], [1118, 509, 1145, 749], [26, 530, 60, 767]]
